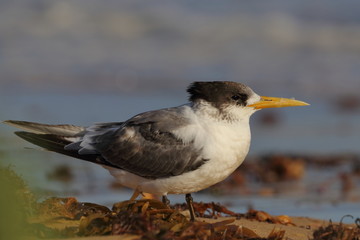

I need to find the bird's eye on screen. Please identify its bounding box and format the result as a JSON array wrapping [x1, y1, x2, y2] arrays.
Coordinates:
[[231, 95, 240, 100], [231, 94, 247, 101]]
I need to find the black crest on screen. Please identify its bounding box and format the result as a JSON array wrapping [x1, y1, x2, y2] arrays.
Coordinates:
[[187, 81, 252, 107]]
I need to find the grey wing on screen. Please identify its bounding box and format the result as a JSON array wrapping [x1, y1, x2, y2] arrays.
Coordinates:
[[70, 108, 207, 179]]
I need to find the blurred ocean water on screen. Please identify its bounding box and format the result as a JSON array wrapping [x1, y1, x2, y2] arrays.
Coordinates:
[[1, 91, 359, 154]]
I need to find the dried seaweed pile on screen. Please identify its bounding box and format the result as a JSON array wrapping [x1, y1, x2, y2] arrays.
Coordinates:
[[174, 202, 294, 225], [28, 197, 287, 239], [312, 217, 360, 240]]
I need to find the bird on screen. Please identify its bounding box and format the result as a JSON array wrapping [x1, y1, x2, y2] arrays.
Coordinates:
[[3, 81, 309, 221]]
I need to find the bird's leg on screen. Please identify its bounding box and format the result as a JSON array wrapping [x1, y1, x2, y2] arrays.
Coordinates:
[[130, 189, 141, 201], [185, 193, 196, 221], [162, 195, 170, 208]]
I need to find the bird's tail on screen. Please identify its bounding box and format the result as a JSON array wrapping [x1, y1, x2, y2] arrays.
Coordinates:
[[3, 120, 108, 165], [3, 120, 85, 136]]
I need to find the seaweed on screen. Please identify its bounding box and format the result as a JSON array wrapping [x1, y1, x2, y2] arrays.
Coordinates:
[[312, 216, 360, 240], [28, 197, 286, 239]]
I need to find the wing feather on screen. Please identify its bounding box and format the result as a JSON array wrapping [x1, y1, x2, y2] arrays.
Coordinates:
[[76, 107, 207, 179]]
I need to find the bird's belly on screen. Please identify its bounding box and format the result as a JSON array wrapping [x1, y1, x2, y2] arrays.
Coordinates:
[[139, 154, 247, 195], [140, 139, 250, 195], [103, 165, 148, 190]]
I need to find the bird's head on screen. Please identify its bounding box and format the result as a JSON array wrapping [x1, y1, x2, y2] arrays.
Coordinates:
[[187, 81, 309, 121]]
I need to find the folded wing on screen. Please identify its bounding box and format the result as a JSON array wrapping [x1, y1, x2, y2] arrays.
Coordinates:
[[69, 108, 207, 179]]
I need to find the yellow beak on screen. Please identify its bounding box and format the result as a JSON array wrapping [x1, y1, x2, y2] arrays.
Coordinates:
[[248, 96, 309, 109]]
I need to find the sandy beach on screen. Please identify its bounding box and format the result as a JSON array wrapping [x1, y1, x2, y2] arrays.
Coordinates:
[[48, 216, 325, 240]]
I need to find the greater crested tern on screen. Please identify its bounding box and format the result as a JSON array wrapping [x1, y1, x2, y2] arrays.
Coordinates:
[[4, 81, 309, 221]]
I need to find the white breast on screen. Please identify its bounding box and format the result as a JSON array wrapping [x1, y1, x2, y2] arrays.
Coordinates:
[[142, 106, 252, 195]]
